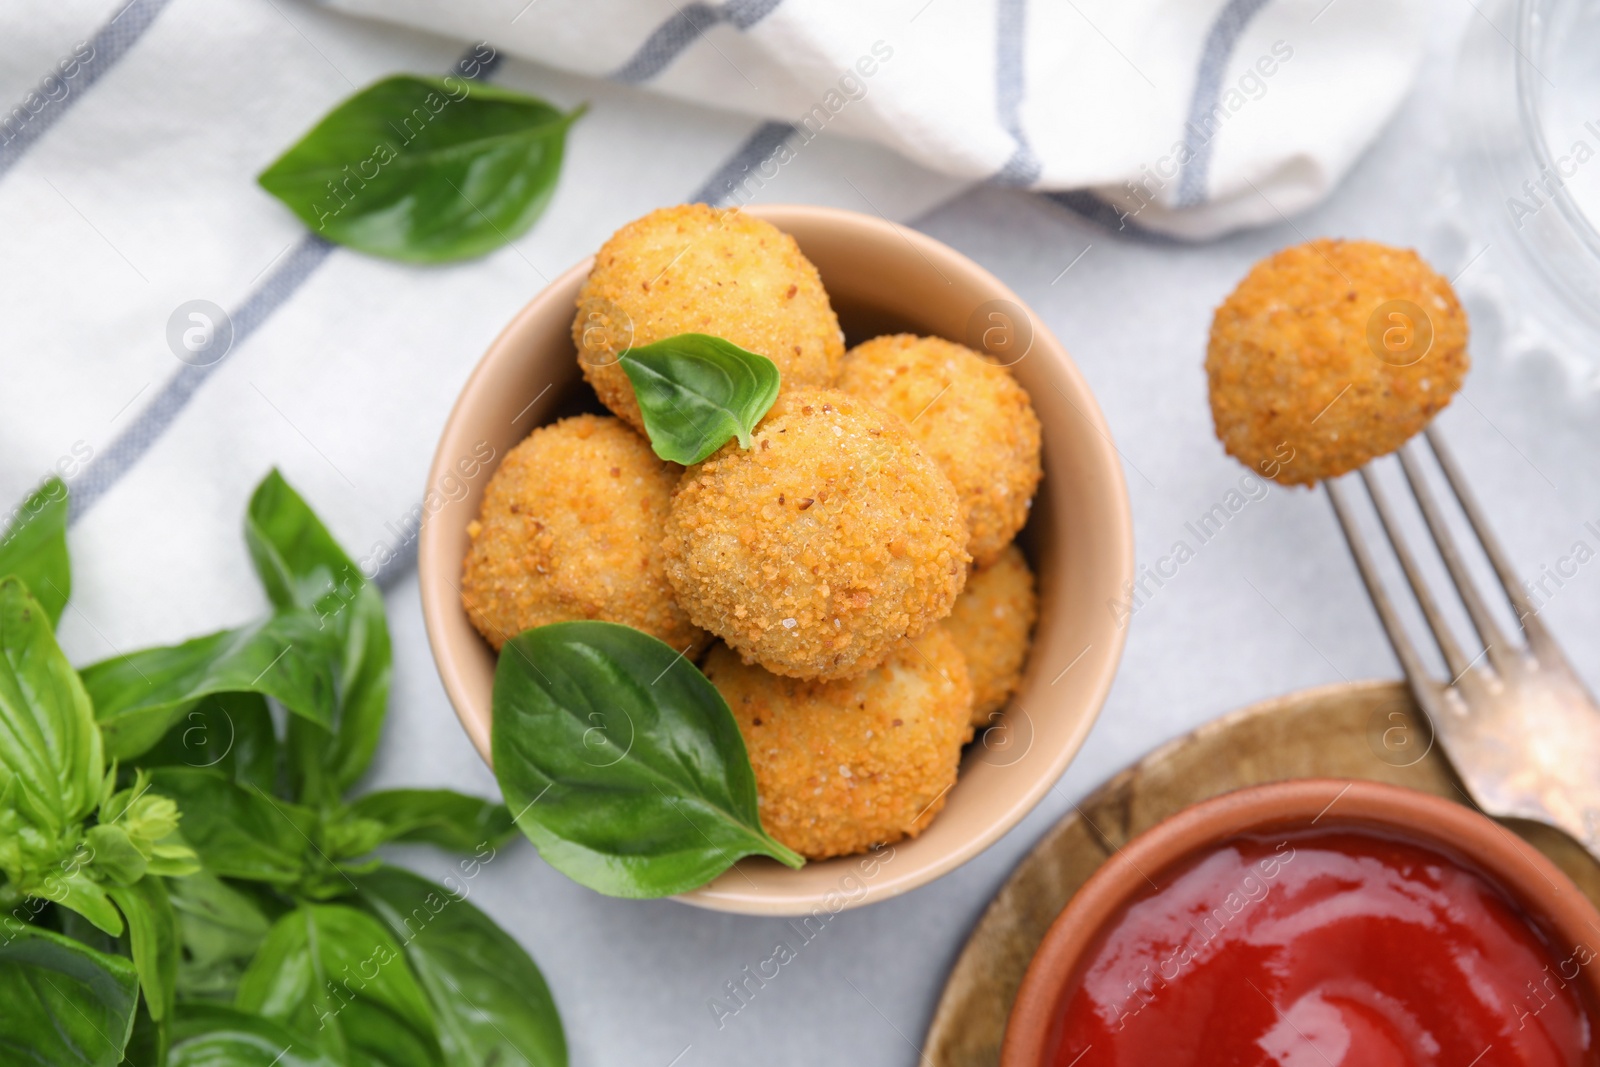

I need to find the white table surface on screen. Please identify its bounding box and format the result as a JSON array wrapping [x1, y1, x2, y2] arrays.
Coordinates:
[[11, 0, 1600, 1063], [371, 8, 1600, 1067]]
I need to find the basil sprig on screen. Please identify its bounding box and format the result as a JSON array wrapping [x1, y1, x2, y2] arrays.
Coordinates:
[[259, 75, 584, 263], [0, 473, 566, 1066], [491, 621, 802, 898], [620, 333, 781, 464], [0, 579, 201, 941]]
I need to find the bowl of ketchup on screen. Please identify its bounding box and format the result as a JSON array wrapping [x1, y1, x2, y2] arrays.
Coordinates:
[[1001, 779, 1600, 1067]]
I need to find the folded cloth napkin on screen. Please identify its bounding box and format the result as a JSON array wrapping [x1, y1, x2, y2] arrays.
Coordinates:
[[313, 0, 1430, 239]]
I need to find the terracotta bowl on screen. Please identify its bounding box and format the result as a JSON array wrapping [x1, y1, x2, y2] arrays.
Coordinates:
[[1001, 778, 1600, 1065], [418, 203, 1133, 915]]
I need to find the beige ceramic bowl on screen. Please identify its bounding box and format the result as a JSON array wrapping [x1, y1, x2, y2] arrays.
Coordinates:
[[419, 204, 1133, 915]]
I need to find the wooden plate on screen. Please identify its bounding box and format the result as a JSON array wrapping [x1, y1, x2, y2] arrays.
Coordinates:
[[924, 679, 1600, 1066]]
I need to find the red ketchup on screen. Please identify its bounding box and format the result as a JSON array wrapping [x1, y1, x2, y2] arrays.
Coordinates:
[[1047, 829, 1595, 1066]]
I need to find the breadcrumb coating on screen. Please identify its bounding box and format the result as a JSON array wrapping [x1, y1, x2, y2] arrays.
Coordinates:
[[1207, 239, 1468, 486], [704, 625, 974, 860], [662, 388, 969, 681], [838, 334, 1042, 567], [573, 204, 845, 432], [944, 543, 1038, 727], [461, 415, 706, 654]]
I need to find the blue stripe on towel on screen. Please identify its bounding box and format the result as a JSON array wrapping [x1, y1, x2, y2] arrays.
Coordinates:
[[689, 120, 796, 206], [993, 0, 1041, 187], [1041, 189, 1177, 244], [67, 44, 501, 526], [0, 0, 175, 180], [69, 236, 337, 522], [1040, 0, 1272, 237], [1175, 0, 1272, 207], [611, 0, 783, 84]]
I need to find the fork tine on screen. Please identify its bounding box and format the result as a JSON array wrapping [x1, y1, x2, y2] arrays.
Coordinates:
[[1423, 427, 1557, 660], [1358, 467, 1475, 682], [1397, 442, 1516, 675], [1326, 478, 1446, 718]]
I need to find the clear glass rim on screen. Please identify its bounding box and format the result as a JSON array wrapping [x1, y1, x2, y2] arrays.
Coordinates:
[[1516, 0, 1600, 262]]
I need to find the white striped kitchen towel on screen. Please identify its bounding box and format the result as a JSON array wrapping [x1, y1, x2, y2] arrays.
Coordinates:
[[313, 0, 1431, 239]]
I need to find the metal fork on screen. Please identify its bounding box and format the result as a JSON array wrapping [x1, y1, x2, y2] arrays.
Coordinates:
[[1326, 425, 1600, 861]]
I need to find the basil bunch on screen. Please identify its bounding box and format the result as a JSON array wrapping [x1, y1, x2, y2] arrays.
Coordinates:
[[0, 472, 564, 1067]]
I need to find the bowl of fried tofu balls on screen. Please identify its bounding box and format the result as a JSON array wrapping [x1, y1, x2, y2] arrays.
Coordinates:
[[419, 204, 1134, 914]]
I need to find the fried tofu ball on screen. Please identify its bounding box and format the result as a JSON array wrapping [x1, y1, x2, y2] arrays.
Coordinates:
[[838, 335, 1043, 567], [573, 204, 845, 432], [461, 415, 706, 654], [1207, 239, 1469, 486], [944, 544, 1038, 727], [663, 388, 969, 681], [705, 625, 974, 860]]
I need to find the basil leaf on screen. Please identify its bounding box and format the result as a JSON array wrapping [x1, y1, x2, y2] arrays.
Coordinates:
[[490, 621, 801, 898], [619, 334, 781, 464], [108, 877, 178, 1023], [0, 478, 70, 628], [0, 922, 139, 1066], [348, 789, 515, 853], [245, 469, 367, 612], [121, 999, 162, 1066], [246, 469, 391, 805], [54, 903, 122, 957], [135, 692, 279, 792], [146, 769, 314, 889], [258, 75, 583, 264], [45, 867, 125, 938], [169, 1004, 341, 1067], [236, 903, 443, 1067], [0, 575, 102, 855], [82, 608, 340, 762], [355, 865, 566, 1067], [167, 870, 273, 1002]]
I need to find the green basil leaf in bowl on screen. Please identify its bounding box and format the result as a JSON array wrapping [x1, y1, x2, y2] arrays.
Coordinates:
[[259, 75, 584, 264], [490, 621, 802, 898], [620, 333, 781, 464]]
